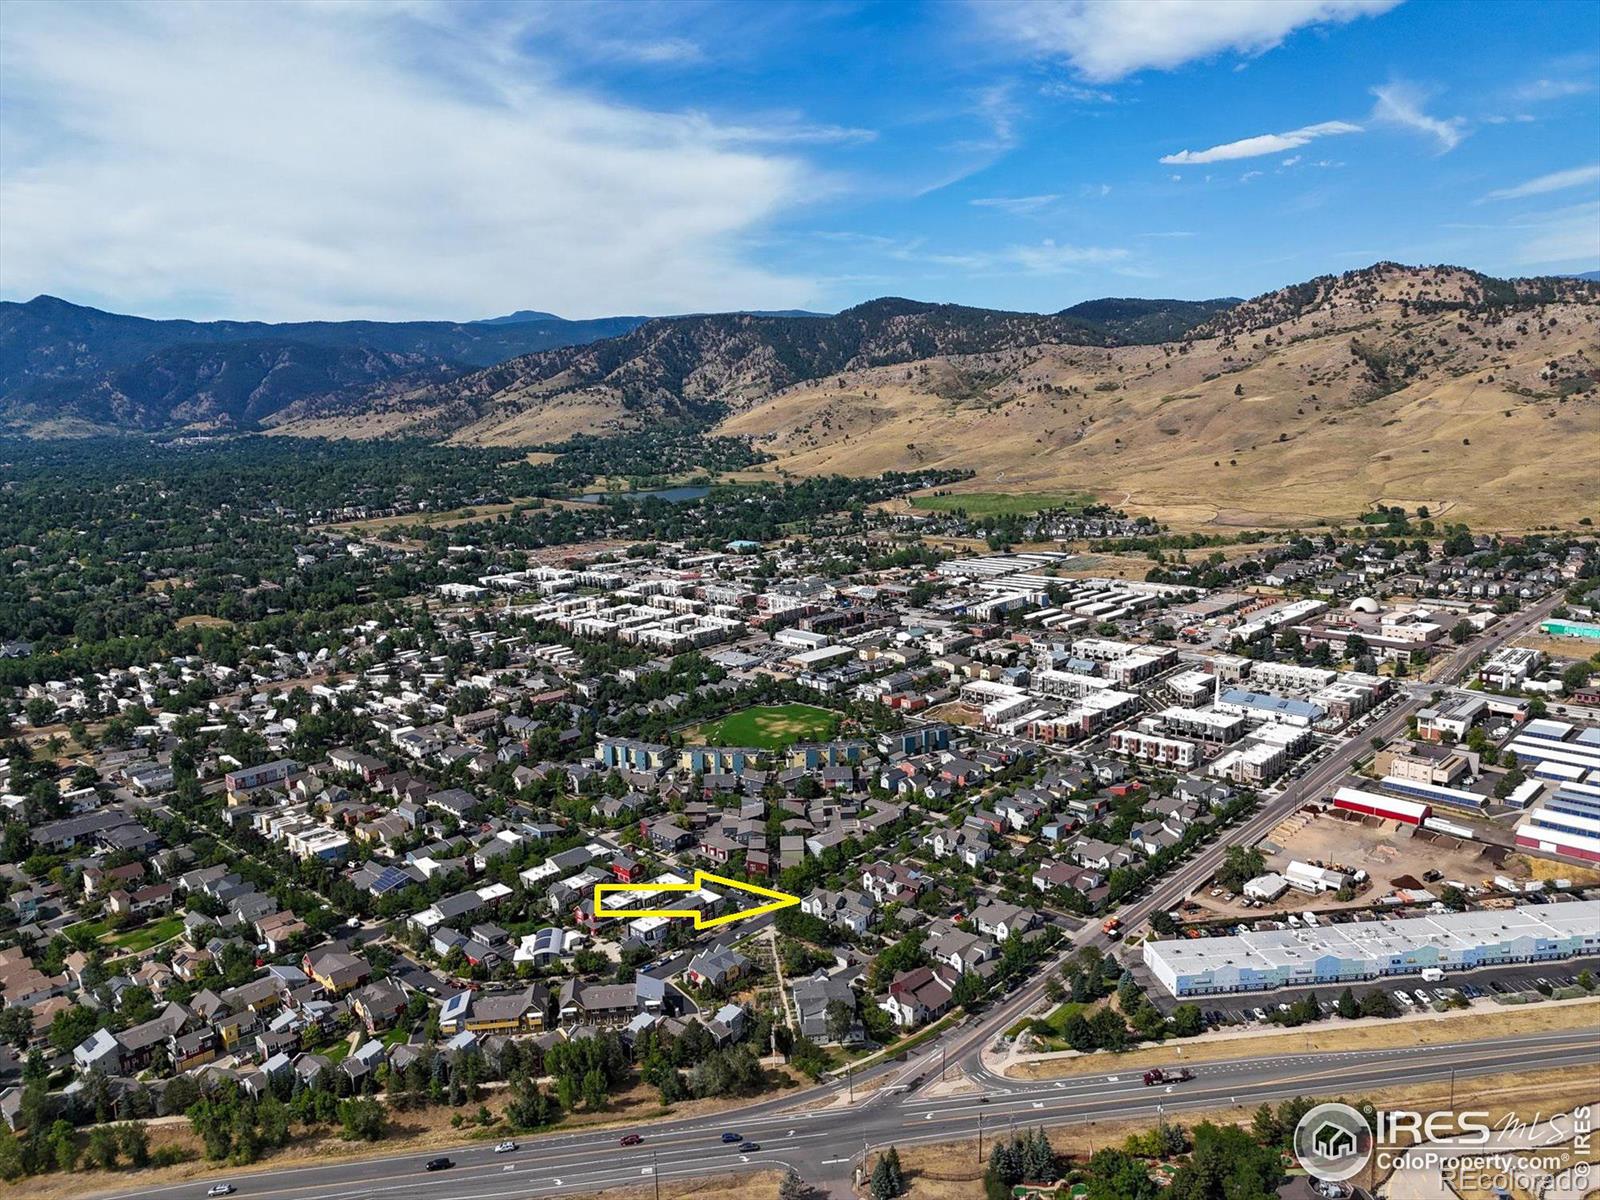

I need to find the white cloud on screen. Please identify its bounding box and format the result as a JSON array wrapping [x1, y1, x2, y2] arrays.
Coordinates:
[[1370, 83, 1466, 152], [1003, 239, 1130, 274], [1281, 155, 1302, 167], [970, 194, 1061, 214], [0, 1, 821, 320], [1239, 170, 1263, 182], [1481, 164, 1600, 202], [1512, 202, 1600, 266], [1512, 77, 1597, 103], [1160, 120, 1361, 164], [977, 0, 1400, 83]]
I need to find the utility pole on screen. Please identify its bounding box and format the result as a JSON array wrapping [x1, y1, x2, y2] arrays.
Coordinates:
[[1449, 1066, 1456, 1111], [977, 1111, 984, 1164], [652, 1150, 660, 1200], [848, 1063, 853, 1103], [941, 1044, 947, 1082]]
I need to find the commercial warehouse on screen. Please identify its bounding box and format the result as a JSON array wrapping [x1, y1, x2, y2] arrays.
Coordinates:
[[1515, 824, 1600, 863], [1143, 899, 1600, 996], [1331, 786, 1430, 825], [1378, 775, 1488, 812]]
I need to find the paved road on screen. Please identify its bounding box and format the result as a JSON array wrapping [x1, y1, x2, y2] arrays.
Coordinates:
[[104, 1029, 1600, 1200], [98, 596, 1572, 1200]]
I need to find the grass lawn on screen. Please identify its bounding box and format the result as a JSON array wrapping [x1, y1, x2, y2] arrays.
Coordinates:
[[909, 490, 1097, 517], [690, 703, 840, 750], [106, 914, 185, 953], [1008, 1000, 1088, 1040], [323, 1039, 355, 1064]]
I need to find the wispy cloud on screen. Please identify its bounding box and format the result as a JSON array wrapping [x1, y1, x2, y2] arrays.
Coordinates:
[[1160, 120, 1361, 164], [970, 194, 1062, 214], [1480, 164, 1600, 203], [0, 1, 822, 320], [1370, 82, 1466, 152], [953, 83, 1023, 153], [813, 232, 1128, 276], [1512, 76, 1597, 103], [1511, 202, 1600, 265], [705, 118, 878, 146], [975, 0, 1401, 83], [1039, 81, 1116, 103]]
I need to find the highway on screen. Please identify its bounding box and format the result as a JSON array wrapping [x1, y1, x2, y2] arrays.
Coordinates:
[[103, 1029, 1600, 1200], [97, 594, 1572, 1200]]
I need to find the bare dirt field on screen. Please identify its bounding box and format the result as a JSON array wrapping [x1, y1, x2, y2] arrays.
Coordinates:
[[1185, 809, 1522, 921], [1008, 996, 1600, 1080], [1512, 853, 1600, 886]]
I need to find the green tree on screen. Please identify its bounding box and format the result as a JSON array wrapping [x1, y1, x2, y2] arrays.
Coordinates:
[[1169, 1004, 1204, 1038], [337, 1098, 388, 1142], [116, 1123, 150, 1168], [1083, 1148, 1159, 1200], [86, 1125, 120, 1170]]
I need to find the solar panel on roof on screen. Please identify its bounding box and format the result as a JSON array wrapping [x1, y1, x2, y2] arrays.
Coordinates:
[[371, 866, 412, 893]]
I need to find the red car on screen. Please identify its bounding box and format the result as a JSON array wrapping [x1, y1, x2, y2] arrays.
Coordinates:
[[619, 1134, 643, 1147]]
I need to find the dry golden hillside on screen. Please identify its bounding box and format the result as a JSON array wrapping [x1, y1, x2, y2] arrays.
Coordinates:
[[720, 267, 1600, 531]]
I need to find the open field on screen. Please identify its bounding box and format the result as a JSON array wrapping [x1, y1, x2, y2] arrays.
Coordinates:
[[174, 614, 234, 629], [688, 703, 841, 750], [322, 498, 539, 534], [106, 915, 186, 953], [558, 1172, 784, 1200], [908, 490, 1096, 517], [1008, 995, 1600, 1080], [1509, 632, 1600, 659], [891, 1068, 1600, 1200]]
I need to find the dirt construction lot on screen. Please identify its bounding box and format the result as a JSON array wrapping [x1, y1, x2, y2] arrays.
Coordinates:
[[1185, 808, 1524, 920]]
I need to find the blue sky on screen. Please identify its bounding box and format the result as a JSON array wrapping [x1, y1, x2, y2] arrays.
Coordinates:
[[1, 0, 1596, 321]]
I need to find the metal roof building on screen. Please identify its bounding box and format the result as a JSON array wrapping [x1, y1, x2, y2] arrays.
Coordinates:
[[1143, 899, 1600, 996]]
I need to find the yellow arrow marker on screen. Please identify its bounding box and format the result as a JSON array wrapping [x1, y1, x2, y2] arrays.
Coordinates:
[[594, 870, 800, 931]]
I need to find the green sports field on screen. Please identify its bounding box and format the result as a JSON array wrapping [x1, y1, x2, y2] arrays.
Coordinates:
[[690, 703, 841, 750]]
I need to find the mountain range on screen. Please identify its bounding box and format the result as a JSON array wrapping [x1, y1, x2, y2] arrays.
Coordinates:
[[0, 296, 650, 432], [3, 265, 1596, 529], [0, 292, 1235, 435]]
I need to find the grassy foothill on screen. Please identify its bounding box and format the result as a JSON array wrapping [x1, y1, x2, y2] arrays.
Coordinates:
[[692, 703, 841, 750], [908, 490, 1097, 517]]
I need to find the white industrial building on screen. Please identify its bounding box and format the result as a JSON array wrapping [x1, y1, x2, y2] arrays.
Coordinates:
[[1143, 899, 1600, 996]]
